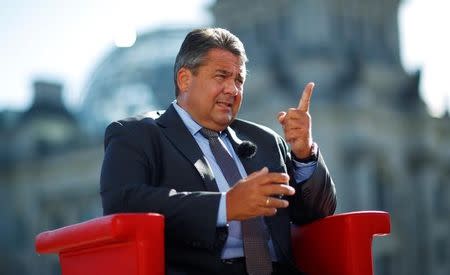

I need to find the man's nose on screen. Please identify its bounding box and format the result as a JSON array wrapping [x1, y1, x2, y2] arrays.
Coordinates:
[[223, 80, 239, 95]]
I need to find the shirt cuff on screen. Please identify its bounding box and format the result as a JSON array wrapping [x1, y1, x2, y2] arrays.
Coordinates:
[[292, 159, 317, 184], [217, 192, 228, 226]]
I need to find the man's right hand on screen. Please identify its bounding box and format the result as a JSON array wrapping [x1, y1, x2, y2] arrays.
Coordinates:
[[226, 167, 295, 221]]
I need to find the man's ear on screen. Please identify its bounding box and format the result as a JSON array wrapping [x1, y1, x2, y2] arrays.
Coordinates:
[[177, 67, 192, 93]]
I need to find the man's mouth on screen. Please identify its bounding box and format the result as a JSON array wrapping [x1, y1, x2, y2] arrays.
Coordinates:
[[216, 100, 233, 108]]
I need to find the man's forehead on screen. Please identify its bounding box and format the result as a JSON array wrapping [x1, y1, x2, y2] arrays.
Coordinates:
[[204, 49, 245, 64], [213, 65, 246, 75], [203, 50, 246, 74]]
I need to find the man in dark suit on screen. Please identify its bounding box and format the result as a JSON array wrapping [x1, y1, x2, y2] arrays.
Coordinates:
[[100, 28, 336, 275]]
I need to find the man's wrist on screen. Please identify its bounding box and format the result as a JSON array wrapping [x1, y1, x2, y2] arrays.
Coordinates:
[[293, 142, 318, 163]]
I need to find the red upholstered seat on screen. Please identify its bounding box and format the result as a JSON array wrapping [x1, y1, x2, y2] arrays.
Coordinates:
[[291, 211, 391, 275], [36, 211, 390, 275], [35, 213, 165, 275]]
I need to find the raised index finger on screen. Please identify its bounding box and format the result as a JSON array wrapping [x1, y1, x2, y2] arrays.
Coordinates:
[[297, 82, 315, 112]]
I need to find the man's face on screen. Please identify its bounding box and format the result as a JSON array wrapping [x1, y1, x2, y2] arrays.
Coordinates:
[[177, 48, 246, 131]]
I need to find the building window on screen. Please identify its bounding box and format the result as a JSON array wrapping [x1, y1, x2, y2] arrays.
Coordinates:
[[435, 237, 448, 267], [433, 180, 449, 219], [374, 253, 393, 275], [374, 161, 392, 211]]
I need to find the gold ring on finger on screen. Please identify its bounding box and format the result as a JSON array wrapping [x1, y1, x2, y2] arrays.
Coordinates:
[[265, 197, 270, 206]]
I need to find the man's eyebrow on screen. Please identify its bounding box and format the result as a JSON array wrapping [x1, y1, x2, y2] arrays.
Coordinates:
[[214, 68, 246, 81], [215, 69, 231, 75]]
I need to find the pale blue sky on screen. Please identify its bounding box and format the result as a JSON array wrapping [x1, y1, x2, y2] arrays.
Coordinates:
[[1, 0, 449, 116], [0, 0, 213, 109]]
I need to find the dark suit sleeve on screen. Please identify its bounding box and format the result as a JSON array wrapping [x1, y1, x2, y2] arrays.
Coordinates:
[[100, 121, 223, 248], [277, 136, 337, 225]]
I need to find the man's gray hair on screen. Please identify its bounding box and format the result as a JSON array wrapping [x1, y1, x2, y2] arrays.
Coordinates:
[[173, 28, 248, 96]]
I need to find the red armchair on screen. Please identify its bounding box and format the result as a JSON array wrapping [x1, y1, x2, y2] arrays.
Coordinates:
[[36, 211, 390, 275], [291, 211, 390, 275], [35, 213, 165, 275]]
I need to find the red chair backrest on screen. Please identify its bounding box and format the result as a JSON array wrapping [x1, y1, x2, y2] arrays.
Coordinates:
[[36, 213, 165, 275], [291, 211, 390, 275]]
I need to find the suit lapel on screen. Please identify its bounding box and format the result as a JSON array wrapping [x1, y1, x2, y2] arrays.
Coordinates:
[[156, 105, 218, 192]]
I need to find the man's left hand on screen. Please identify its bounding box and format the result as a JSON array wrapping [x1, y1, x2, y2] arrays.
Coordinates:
[[277, 82, 315, 159]]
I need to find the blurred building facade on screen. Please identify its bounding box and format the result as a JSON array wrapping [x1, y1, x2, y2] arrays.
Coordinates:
[[0, 0, 448, 274], [0, 80, 104, 274], [212, 1, 450, 274]]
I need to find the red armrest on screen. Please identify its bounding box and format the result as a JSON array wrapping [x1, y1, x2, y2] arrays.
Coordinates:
[[35, 213, 165, 275], [291, 211, 390, 275]]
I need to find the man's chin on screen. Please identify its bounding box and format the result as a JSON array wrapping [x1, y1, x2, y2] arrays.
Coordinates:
[[212, 116, 235, 131]]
